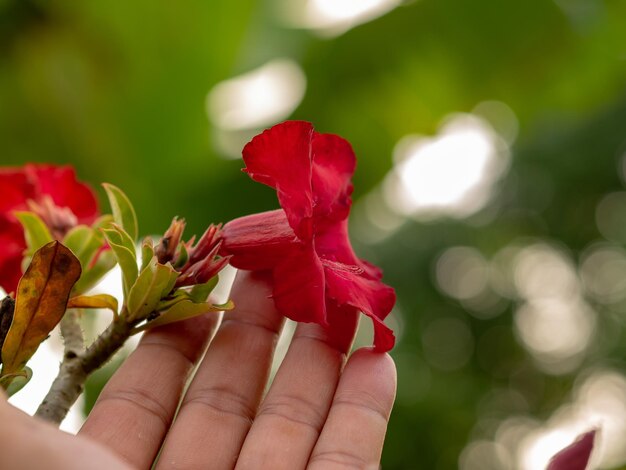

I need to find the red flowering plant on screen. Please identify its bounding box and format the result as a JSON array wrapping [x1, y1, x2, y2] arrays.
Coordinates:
[[0, 164, 100, 294], [0, 121, 395, 428], [0, 165, 231, 422], [220, 121, 396, 351]]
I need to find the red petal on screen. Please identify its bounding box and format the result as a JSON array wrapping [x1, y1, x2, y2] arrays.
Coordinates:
[[0, 254, 22, 295], [323, 300, 360, 352], [272, 242, 327, 325], [316, 218, 383, 280], [0, 169, 33, 213], [369, 314, 396, 352], [311, 132, 356, 223], [242, 121, 315, 240], [0, 217, 26, 293], [26, 164, 99, 224], [547, 430, 596, 470], [0, 164, 98, 292], [221, 209, 298, 271], [324, 260, 396, 351]]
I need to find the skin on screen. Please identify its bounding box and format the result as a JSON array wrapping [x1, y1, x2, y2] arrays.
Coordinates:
[[0, 271, 397, 470]]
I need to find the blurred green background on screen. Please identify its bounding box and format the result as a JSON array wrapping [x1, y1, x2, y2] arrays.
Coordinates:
[[2, 0, 626, 468]]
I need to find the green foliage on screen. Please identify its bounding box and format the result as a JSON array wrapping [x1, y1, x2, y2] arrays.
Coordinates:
[[14, 212, 53, 257], [189, 276, 219, 303], [72, 249, 117, 296], [103, 184, 139, 242], [132, 277, 232, 333], [101, 227, 138, 298], [63, 226, 104, 269], [63, 225, 117, 295], [140, 238, 155, 272], [126, 256, 177, 322]]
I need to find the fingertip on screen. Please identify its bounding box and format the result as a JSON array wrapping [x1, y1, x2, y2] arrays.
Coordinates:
[[349, 347, 397, 374], [345, 347, 397, 402]]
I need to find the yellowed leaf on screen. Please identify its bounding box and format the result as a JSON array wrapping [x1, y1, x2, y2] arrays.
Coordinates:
[[67, 294, 119, 317], [1, 242, 81, 375]]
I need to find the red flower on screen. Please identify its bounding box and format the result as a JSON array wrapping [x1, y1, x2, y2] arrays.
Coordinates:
[[547, 430, 596, 470], [0, 164, 99, 293], [221, 121, 396, 351]]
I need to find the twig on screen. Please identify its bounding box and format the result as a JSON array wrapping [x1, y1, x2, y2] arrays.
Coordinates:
[[60, 309, 84, 356], [35, 315, 135, 424]]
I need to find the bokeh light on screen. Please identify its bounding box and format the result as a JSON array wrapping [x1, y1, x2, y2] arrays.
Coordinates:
[[512, 243, 579, 301], [435, 246, 490, 301], [459, 440, 511, 470], [514, 298, 595, 374], [510, 243, 596, 373], [207, 58, 306, 158], [596, 192, 626, 243], [281, 0, 402, 36], [207, 58, 306, 132], [580, 243, 626, 304], [383, 113, 510, 221]]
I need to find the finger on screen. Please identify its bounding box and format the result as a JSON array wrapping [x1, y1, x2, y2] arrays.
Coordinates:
[[156, 270, 284, 470], [0, 399, 133, 470], [308, 349, 397, 470], [79, 312, 219, 469], [234, 309, 358, 470]]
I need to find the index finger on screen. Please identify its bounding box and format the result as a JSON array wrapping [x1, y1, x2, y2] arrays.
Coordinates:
[[156, 270, 285, 469], [80, 311, 219, 468]]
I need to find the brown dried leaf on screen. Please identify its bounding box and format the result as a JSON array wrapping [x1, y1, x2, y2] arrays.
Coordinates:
[[1, 242, 81, 375]]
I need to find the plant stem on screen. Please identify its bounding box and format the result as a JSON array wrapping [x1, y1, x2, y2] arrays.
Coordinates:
[[35, 316, 135, 425], [60, 309, 85, 355]]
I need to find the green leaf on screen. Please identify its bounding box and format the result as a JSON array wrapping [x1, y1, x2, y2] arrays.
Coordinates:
[[126, 257, 178, 322], [173, 242, 189, 269], [14, 212, 53, 256], [155, 290, 189, 311], [103, 225, 136, 257], [72, 249, 117, 295], [103, 183, 138, 242], [189, 276, 219, 303], [1, 242, 81, 376], [67, 294, 119, 317], [133, 298, 230, 333], [102, 229, 138, 298], [0, 366, 32, 397], [213, 300, 235, 310], [162, 266, 179, 298], [63, 226, 115, 295], [63, 226, 104, 270], [140, 237, 155, 272], [92, 214, 114, 230]]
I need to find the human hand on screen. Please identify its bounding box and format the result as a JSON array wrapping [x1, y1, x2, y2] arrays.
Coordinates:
[[0, 270, 397, 469]]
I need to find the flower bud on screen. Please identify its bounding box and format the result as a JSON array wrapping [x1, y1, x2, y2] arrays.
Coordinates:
[[155, 217, 186, 264]]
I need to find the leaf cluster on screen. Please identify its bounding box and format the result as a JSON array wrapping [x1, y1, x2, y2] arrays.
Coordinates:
[[0, 184, 232, 396]]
